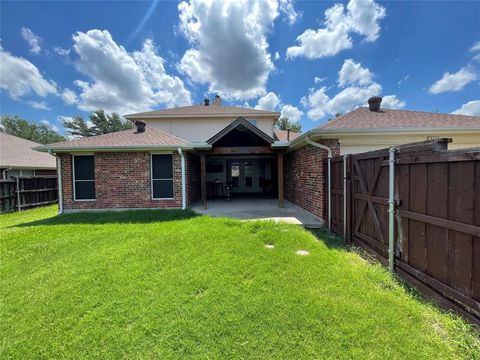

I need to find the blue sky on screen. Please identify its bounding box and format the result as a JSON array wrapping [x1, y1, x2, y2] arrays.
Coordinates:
[[1, 0, 479, 133]]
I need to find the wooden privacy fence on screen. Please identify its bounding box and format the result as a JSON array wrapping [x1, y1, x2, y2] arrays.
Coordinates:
[[329, 139, 480, 325], [0, 176, 58, 213]]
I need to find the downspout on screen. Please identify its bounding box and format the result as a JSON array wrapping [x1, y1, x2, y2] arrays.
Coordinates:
[[177, 148, 187, 210], [2, 167, 12, 180], [305, 136, 333, 232], [51, 151, 63, 214], [388, 147, 396, 273]]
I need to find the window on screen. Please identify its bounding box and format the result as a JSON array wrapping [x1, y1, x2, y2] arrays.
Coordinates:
[[151, 154, 174, 199], [73, 155, 95, 200]]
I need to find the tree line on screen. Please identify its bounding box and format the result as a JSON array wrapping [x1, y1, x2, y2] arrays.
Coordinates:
[[0, 110, 132, 144]]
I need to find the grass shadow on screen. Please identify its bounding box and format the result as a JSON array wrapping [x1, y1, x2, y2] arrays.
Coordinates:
[[15, 208, 198, 227], [307, 228, 347, 249]]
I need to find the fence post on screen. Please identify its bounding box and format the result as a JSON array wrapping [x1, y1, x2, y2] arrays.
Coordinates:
[[388, 148, 396, 273], [16, 176, 21, 212]]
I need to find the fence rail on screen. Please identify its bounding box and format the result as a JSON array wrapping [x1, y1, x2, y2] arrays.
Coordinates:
[[0, 176, 58, 213], [329, 139, 480, 326]]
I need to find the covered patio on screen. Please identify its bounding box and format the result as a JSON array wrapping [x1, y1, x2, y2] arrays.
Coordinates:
[[191, 198, 324, 228], [196, 117, 288, 210]]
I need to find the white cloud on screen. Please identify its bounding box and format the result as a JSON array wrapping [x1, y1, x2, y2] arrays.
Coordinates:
[[279, 0, 301, 25], [28, 100, 51, 110], [177, 0, 278, 100], [280, 104, 303, 121], [21, 27, 43, 54], [61, 88, 77, 105], [40, 119, 59, 132], [452, 100, 480, 116], [53, 46, 70, 57], [0, 44, 57, 99], [255, 92, 280, 111], [302, 59, 403, 120], [338, 58, 373, 87], [286, 0, 385, 59], [58, 115, 74, 123], [314, 76, 326, 84], [274, 51, 280, 61], [71, 30, 192, 114], [429, 67, 477, 94], [381, 95, 405, 109], [470, 41, 480, 53], [397, 74, 410, 87], [255, 91, 303, 122]]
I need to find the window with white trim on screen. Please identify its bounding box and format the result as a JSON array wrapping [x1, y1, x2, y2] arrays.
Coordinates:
[[73, 155, 95, 200], [151, 154, 174, 199]]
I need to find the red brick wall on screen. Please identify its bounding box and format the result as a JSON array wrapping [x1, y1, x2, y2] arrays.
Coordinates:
[[186, 153, 200, 206], [284, 139, 339, 220], [59, 152, 182, 211]]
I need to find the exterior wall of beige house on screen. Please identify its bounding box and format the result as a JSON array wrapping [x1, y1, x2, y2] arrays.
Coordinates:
[[320, 130, 480, 155], [144, 116, 276, 142]]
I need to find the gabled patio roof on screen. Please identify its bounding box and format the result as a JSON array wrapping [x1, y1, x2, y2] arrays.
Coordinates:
[[206, 117, 275, 146]]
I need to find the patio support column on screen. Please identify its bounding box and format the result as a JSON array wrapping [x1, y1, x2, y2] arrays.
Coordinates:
[[277, 153, 284, 208], [200, 153, 207, 209]]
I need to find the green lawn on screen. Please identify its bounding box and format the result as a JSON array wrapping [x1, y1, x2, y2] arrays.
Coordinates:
[[1, 206, 479, 359]]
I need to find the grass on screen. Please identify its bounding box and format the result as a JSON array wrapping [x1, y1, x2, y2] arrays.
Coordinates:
[[1, 205, 479, 359]]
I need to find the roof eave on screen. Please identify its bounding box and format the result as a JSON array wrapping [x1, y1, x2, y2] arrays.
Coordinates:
[[34, 143, 211, 153], [311, 126, 480, 135]]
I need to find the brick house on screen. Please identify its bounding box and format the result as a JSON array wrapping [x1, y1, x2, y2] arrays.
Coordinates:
[[35, 96, 480, 222]]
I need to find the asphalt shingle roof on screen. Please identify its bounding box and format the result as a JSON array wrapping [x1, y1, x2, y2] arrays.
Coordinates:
[[273, 128, 300, 141], [41, 127, 189, 150], [0, 132, 56, 169], [125, 105, 280, 118], [319, 107, 480, 130]]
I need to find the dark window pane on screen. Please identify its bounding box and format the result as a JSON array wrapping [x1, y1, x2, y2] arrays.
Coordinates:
[[152, 155, 173, 179], [74, 156, 94, 180], [153, 179, 173, 198], [75, 181, 95, 200]]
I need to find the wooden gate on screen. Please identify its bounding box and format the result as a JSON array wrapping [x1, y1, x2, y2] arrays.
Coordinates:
[[330, 139, 480, 325]]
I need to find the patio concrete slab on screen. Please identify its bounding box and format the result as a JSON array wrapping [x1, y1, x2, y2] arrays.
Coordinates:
[[191, 198, 324, 228]]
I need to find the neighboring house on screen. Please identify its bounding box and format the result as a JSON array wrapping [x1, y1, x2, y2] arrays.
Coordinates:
[[35, 96, 480, 222], [290, 97, 480, 155], [0, 132, 56, 179]]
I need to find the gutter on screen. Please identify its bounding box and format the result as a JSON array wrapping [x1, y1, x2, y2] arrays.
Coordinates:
[[305, 136, 333, 233], [177, 148, 187, 210], [310, 126, 480, 135], [34, 143, 211, 153]]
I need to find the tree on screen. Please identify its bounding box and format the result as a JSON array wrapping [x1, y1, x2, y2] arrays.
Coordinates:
[[328, 112, 342, 121], [275, 117, 301, 133], [62, 110, 133, 137], [0, 115, 65, 144]]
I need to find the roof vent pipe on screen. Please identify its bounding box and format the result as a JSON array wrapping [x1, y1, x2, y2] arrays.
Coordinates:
[[368, 96, 382, 111], [135, 120, 146, 133], [287, 129, 290, 141], [204, 98, 210, 106], [213, 95, 221, 106]]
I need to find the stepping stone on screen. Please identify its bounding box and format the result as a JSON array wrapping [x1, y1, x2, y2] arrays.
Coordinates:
[[264, 244, 275, 249], [296, 250, 310, 256]]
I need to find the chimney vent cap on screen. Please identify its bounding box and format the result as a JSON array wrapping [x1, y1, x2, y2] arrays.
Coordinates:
[[204, 98, 210, 106], [368, 96, 382, 111], [135, 120, 146, 133]]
